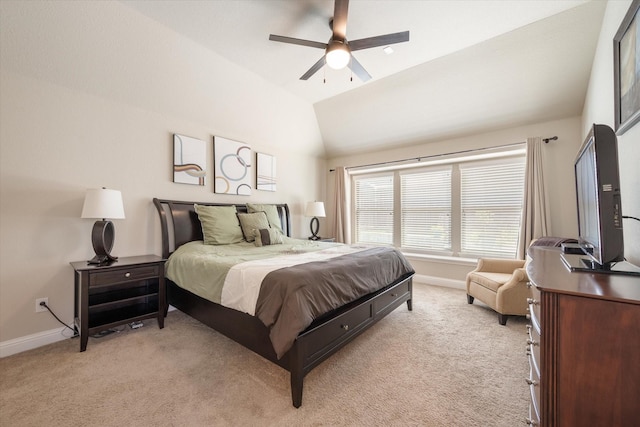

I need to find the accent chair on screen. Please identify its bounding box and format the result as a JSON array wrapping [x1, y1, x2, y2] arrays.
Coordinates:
[[465, 258, 530, 325]]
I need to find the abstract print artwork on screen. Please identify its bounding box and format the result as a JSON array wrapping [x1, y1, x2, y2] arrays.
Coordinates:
[[173, 134, 206, 185], [214, 136, 252, 195], [256, 152, 276, 192]]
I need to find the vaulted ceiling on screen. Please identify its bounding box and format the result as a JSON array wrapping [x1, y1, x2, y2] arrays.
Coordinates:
[[122, 0, 606, 157]]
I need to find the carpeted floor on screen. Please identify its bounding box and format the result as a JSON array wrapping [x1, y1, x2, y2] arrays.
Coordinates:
[[0, 283, 529, 426]]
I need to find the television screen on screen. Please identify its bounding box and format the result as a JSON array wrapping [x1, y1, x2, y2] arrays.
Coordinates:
[[563, 124, 639, 275], [575, 139, 599, 256]]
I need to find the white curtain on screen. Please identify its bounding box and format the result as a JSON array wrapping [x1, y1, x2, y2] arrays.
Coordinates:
[[519, 137, 550, 258], [332, 166, 351, 244]]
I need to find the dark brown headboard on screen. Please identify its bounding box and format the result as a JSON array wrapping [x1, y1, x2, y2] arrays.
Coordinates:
[[153, 198, 291, 259]]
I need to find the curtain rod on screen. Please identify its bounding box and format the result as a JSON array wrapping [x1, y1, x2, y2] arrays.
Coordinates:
[[329, 137, 556, 172]]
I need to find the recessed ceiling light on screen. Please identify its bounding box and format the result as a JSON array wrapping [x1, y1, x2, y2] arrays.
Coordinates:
[[383, 46, 394, 55]]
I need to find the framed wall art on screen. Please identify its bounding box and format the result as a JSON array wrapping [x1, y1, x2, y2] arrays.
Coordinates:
[[173, 134, 206, 185], [213, 136, 252, 195], [256, 152, 276, 192], [614, 0, 640, 135]]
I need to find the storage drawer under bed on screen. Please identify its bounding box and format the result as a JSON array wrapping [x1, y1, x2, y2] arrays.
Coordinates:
[[298, 278, 411, 367]]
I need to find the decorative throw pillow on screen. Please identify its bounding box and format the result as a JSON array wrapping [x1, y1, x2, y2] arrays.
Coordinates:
[[194, 204, 244, 245], [237, 212, 270, 242], [254, 228, 284, 247], [246, 203, 283, 234]]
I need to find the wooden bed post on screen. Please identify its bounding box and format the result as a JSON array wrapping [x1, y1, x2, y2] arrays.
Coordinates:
[[289, 343, 304, 408]]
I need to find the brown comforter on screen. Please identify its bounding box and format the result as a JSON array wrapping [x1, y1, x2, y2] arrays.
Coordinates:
[[255, 247, 414, 358]]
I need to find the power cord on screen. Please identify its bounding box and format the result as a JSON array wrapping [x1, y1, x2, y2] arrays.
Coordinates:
[[39, 301, 78, 337], [39, 301, 138, 339], [91, 326, 126, 338], [622, 215, 640, 222]]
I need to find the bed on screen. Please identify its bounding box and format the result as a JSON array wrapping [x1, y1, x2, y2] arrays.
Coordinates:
[[153, 198, 414, 407]]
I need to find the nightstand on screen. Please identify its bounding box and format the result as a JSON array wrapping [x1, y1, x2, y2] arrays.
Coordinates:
[[70, 255, 165, 351]]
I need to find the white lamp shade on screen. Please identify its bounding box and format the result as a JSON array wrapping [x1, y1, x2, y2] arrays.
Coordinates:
[[81, 188, 125, 219], [305, 201, 326, 218], [325, 41, 350, 70]]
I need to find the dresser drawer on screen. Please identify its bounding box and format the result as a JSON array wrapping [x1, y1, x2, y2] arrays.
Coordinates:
[[527, 324, 540, 378], [527, 401, 540, 426], [528, 283, 541, 331], [527, 360, 540, 425], [89, 265, 160, 287]]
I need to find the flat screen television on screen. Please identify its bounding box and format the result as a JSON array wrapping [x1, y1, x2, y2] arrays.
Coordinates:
[[561, 124, 640, 276]]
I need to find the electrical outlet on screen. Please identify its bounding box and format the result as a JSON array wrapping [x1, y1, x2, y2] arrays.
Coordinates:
[[35, 298, 48, 313]]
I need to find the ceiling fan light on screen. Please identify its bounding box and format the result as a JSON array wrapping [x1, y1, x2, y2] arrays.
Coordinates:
[[326, 41, 350, 70]]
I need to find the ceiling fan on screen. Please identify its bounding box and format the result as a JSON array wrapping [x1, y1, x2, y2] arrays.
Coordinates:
[[269, 0, 410, 82]]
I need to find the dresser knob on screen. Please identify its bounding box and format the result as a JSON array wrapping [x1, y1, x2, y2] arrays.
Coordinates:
[[526, 281, 532, 288], [527, 298, 539, 306], [527, 339, 539, 347], [341, 324, 349, 331], [390, 293, 397, 297], [525, 418, 538, 426], [525, 378, 538, 386], [125, 272, 131, 278]]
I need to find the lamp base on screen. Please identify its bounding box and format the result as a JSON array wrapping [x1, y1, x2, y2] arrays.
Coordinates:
[[309, 217, 321, 240], [87, 254, 118, 266], [88, 220, 118, 266]]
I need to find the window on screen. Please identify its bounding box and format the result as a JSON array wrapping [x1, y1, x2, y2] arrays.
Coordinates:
[[354, 174, 394, 244], [460, 158, 526, 258], [352, 148, 526, 259], [400, 167, 452, 251]]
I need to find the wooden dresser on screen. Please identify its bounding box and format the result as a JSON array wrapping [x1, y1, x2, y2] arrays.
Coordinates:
[[525, 247, 640, 426]]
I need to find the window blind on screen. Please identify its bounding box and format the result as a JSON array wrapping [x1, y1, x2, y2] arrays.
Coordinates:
[[460, 158, 526, 258], [354, 175, 394, 244], [400, 168, 452, 251]]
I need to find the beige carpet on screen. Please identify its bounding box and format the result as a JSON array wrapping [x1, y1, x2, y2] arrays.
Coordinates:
[[0, 283, 528, 426]]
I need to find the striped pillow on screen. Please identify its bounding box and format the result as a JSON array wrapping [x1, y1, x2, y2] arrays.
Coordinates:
[[254, 228, 284, 246]]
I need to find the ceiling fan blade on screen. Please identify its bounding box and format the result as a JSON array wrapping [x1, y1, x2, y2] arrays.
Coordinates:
[[348, 55, 371, 82], [269, 34, 327, 50], [349, 31, 410, 51], [332, 0, 349, 40], [300, 56, 327, 80]]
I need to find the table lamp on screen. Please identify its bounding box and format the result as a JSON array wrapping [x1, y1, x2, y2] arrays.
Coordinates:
[[81, 188, 125, 265], [305, 201, 325, 240]]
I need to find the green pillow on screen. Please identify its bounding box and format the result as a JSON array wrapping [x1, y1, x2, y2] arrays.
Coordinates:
[[194, 204, 244, 245], [246, 203, 283, 234], [254, 228, 284, 247], [237, 212, 270, 242]]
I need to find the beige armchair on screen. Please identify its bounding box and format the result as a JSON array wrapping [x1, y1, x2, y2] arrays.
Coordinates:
[[465, 258, 531, 325]]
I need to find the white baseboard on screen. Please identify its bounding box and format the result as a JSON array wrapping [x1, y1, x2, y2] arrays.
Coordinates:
[[0, 327, 70, 358], [413, 274, 465, 290], [2, 285, 451, 358], [2, 309, 176, 357]]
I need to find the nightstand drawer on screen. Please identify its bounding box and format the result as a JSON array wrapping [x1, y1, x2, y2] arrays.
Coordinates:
[[89, 265, 160, 287]]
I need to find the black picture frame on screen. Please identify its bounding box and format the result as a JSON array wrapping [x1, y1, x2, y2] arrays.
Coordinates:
[[613, 0, 640, 135]]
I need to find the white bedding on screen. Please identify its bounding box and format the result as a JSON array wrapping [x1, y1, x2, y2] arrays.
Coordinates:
[[221, 244, 372, 315]]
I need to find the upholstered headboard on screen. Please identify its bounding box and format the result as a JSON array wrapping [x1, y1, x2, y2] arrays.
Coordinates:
[[152, 198, 292, 259]]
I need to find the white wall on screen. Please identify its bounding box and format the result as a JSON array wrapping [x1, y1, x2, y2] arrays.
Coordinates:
[[0, 1, 325, 345], [327, 116, 584, 283], [582, 0, 640, 266]]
